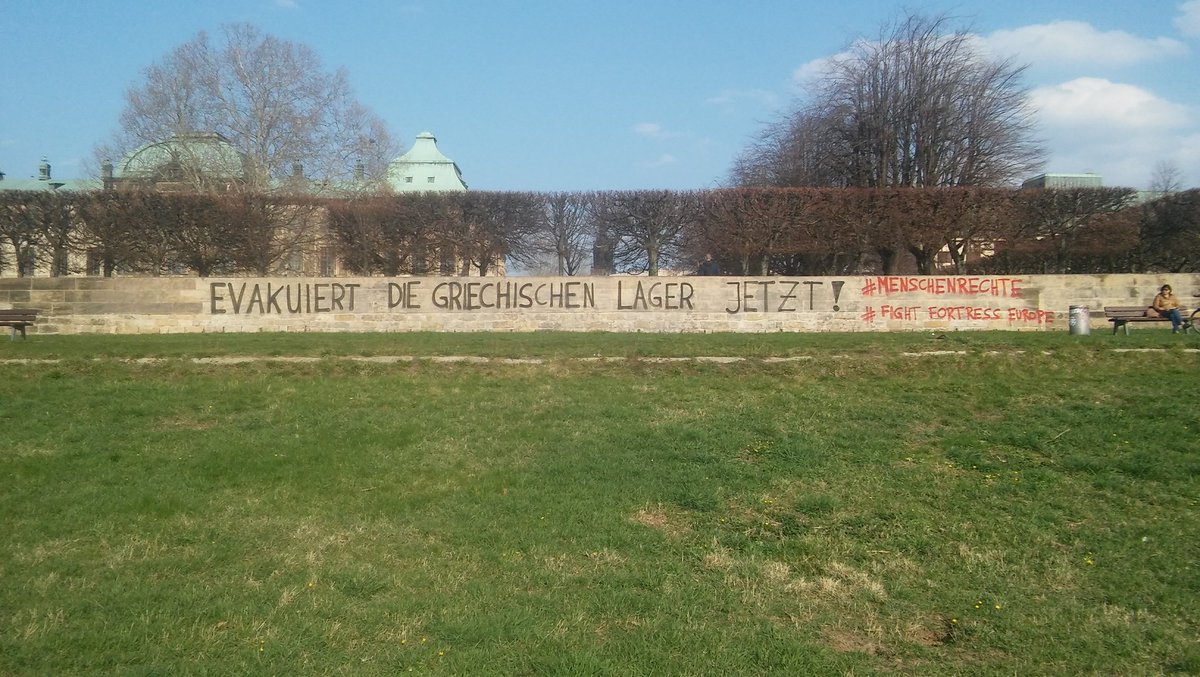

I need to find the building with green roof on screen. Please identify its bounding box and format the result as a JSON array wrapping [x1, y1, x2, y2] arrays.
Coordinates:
[[387, 132, 468, 192], [0, 158, 99, 192]]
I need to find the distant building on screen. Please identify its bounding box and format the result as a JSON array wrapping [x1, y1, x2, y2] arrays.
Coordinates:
[[387, 132, 468, 192], [1021, 173, 1103, 189], [1, 131, 492, 279], [0, 158, 97, 192], [109, 132, 251, 192]]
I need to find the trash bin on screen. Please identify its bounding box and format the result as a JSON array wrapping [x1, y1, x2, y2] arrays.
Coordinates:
[[1068, 305, 1090, 335]]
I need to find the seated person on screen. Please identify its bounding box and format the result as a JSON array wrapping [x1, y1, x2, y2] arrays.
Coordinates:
[[1151, 284, 1184, 333]]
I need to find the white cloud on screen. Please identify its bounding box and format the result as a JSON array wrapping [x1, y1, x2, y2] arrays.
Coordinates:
[[792, 48, 856, 88], [1031, 78, 1190, 131], [274, 0, 300, 9], [648, 154, 677, 167], [1030, 78, 1197, 188], [634, 122, 665, 138], [634, 122, 683, 141], [981, 21, 1187, 65], [1176, 1, 1200, 37]]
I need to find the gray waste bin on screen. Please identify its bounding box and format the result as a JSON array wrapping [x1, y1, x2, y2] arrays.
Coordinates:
[[1068, 305, 1090, 335]]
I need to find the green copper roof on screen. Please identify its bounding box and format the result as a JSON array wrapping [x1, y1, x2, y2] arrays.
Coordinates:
[[117, 132, 250, 180], [0, 158, 99, 192], [386, 132, 468, 192]]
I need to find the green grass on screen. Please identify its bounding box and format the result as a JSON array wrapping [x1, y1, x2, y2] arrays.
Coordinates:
[[2, 331, 1198, 674]]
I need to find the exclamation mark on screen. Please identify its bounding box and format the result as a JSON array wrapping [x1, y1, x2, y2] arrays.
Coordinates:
[[831, 280, 844, 311]]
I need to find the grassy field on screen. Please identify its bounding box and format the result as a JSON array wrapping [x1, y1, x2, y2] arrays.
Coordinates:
[[2, 331, 1198, 674]]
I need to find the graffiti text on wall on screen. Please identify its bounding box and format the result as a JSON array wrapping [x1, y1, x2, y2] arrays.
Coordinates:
[[860, 276, 1023, 298], [723, 280, 845, 314], [210, 282, 362, 315], [208, 276, 1050, 324], [855, 276, 1049, 325]]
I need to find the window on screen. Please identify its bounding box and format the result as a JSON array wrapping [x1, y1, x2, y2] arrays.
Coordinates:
[[319, 247, 336, 277], [427, 176, 435, 183], [404, 176, 413, 183]]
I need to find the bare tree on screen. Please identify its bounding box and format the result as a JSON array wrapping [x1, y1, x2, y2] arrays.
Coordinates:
[[106, 23, 397, 190], [223, 194, 325, 276], [1140, 189, 1200, 272], [591, 191, 698, 275], [34, 192, 80, 276], [77, 191, 143, 276], [1149, 160, 1183, 196], [1012, 187, 1136, 273], [735, 12, 1043, 189], [0, 191, 45, 277], [537, 192, 592, 275]]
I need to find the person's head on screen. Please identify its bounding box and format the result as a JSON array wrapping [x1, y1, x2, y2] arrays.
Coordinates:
[[1161, 284, 1173, 295], [704, 253, 713, 262]]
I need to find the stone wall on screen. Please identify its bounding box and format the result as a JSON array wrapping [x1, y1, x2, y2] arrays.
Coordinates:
[[1, 274, 1196, 334]]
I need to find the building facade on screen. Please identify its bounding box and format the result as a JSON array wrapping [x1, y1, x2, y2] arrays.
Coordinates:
[[1, 132, 489, 279]]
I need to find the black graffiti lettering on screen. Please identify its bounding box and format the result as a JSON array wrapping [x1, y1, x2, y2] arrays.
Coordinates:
[[211, 282, 357, 315], [312, 284, 329, 312], [287, 286, 303, 313], [266, 284, 284, 313], [388, 282, 421, 309], [617, 281, 693, 310], [803, 281, 823, 310], [229, 282, 247, 314], [725, 281, 742, 313], [210, 282, 227, 314], [777, 281, 799, 312], [246, 285, 265, 314]]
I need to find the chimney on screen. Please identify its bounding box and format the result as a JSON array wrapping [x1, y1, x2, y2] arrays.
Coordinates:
[[38, 157, 51, 181], [101, 161, 114, 180], [354, 160, 365, 182], [292, 161, 304, 178]]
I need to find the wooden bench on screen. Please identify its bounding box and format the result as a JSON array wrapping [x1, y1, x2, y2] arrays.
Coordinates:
[[1103, 306, 1191, 335], [0, 308, 41, 340]]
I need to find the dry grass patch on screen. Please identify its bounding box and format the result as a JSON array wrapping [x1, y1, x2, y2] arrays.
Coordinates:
[[630, 505, 691, 538], [823, 625, 887, 656]]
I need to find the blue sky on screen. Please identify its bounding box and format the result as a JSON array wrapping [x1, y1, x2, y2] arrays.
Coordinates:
[[2, 1, 1198, 192]]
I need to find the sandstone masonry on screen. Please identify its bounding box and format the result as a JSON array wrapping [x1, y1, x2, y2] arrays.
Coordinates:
[[1, 274, 1196, 335]]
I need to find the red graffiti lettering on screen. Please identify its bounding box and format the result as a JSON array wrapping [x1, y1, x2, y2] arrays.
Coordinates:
[[1007, 308, 1055, 324], [926, 306, 1004, 321], [881, 304, 920, 320], [869, 276, 1023, 298]]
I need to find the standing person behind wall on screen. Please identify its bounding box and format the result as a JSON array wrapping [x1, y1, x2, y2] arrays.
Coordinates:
[[697, 253, 720, 276], [1151, 284, 1184, 333]]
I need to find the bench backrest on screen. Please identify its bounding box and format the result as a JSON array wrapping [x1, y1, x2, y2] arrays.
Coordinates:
[[1103, 305, 1187, 319], [0, 309, 40, 321]]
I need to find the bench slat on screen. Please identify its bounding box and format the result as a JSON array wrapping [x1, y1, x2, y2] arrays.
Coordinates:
[[1103, 305, 1190, 335], [0, 309, 40, 339]]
